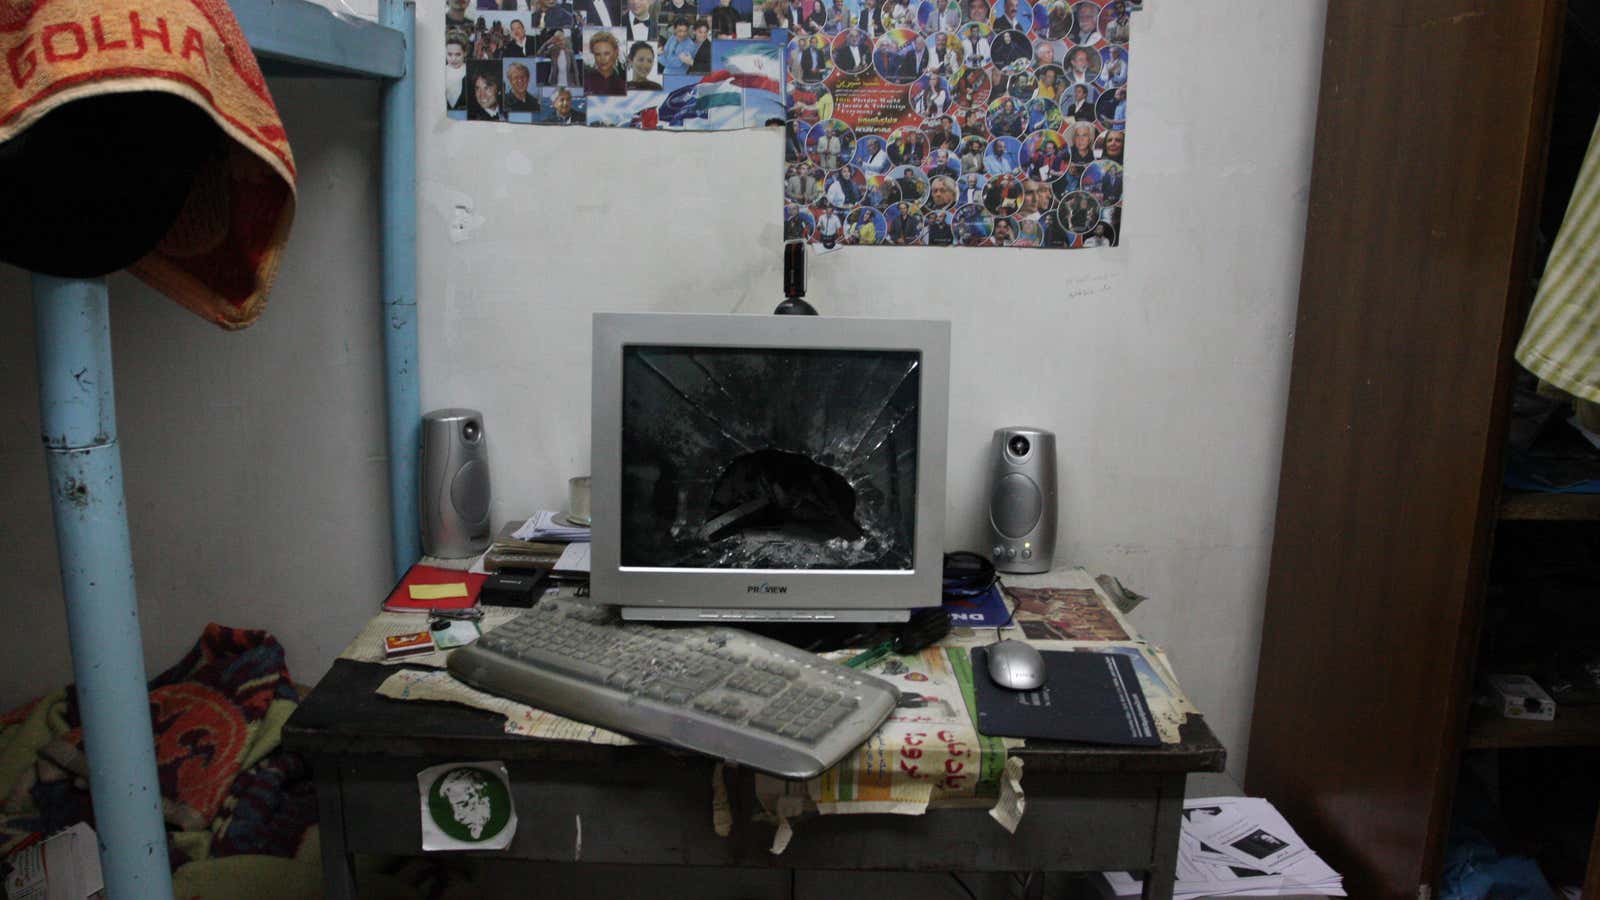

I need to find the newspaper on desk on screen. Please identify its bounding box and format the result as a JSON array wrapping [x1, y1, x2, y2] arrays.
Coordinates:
[[342, 586, 636, 745], [997, 568, 1197, 744], [754, 642, 1020, 852]]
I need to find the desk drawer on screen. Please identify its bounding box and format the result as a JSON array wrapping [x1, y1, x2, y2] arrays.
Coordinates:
[[321, 756, 1175, 873]]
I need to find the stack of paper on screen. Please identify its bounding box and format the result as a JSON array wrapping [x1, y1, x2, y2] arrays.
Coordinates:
[[1100, 796, 1344, 898], [511, 510, 590, 543], [3, 821, 104, 900]]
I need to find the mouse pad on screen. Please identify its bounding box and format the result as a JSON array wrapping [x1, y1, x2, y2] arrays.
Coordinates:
[[970, 647, 1161, 746]]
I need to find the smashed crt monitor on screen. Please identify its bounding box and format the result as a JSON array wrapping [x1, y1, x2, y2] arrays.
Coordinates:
[[591, 314, 949, 622]]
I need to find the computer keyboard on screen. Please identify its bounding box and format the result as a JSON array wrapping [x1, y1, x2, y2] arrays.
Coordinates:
[[446, 597, 900, 778]]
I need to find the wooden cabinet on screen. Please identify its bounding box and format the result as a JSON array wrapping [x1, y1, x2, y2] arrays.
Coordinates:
[[1244, 2, 1568, 898]]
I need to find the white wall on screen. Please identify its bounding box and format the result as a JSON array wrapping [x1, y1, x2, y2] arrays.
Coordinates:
[[0, 77, 391, 705], [0, 0, 1324, 780], [417, 0, 1325, 776]]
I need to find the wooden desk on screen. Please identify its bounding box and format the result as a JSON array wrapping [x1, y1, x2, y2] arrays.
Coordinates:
[[285, 658, 1224, 900]]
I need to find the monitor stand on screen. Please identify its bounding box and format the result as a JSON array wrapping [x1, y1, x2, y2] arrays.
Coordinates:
[[619, 607, 913, 624]]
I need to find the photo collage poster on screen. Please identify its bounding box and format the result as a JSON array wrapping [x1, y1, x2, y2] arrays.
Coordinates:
[[445, 0, 786, 128], [784, 0, 1131, 248]]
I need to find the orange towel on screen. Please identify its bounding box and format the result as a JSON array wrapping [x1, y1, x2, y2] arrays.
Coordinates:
[[0, 0, 296, 329]]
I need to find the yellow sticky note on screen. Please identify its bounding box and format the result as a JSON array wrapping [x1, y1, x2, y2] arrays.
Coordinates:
[[409, 582, 469, 600]]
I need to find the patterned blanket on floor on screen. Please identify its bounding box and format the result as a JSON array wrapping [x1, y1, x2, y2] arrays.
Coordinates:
[[0, 624, 318, 869]]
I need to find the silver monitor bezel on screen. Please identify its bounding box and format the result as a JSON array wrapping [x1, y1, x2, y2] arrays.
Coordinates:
[[591, 312, 949, 620]]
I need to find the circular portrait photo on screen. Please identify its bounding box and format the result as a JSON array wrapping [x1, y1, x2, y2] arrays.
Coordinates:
[[811, 204, 846, 248], [922, 112, 962, 150], [1034, 0, 1072, 41], [1025, 96, 1064, 132], [1096, 126, 1124, 163], [955, 135, 988, 174], [1030, 64, 1066, 101], [806, 119, 858, 170], [1082, 217, 1116, 247], [783, 203, 817, 240], [1062, 43, 1100, 84], [1100, 0, 1130, 45], [880, 0, 915, 31], [845, 206, 889, 244], [928, 31, 965, 75], [784, 163, 828, 204], [959, 105, 991, 139], [818, 0, 859, 34], [953, 20, 991, 66], [1056, 189, 1101, 234], [1063, 119, 1097, 167], [986, 212, 1018, 245], [863, 173, 903, 206], [791, 33, 836, 83], [909, 74, 956, 117], [874, 28, 930, 84], [793, 0, 829, 32], [989, 0, 1031, 33], [989, 28, 1032, 71], [983, 172, 1027, 216], [855, 134, 891, 173], [1067, 0, 1102, 44], [1096, 83, 1126, 127], [954, 205, 994, 245], [950, 66, 993, 111], [1032, 38, 1065, 68], [885, 125, 931, 167], [888, 164, 930, 204], [983, 134, 1021, 174], [1098, 45, 1128, 87], [922, 146, 963, 179], [1016, 174, 1056, 221], [961, 0, 991, 24], [985, 94, 1027, 138], [1059, 81, 1098, 123], [885, 201, 926, 245], [1079, 158, 1122, 205], [1012, 216, 1044, 246], [1019, 129, 1070, 181], [925, 207, 957, 245], [832, 28, 875, 72], [956, 170, 988, 206], [821, 166, 869, 207], [790, 82, 834, 122], [1006, 70, 1037, 100], [925, 171, 960, 209], [917, 0, 962, 33]]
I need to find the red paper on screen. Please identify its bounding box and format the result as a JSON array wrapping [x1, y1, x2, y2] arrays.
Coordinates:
[[382, 564, 488, 613]]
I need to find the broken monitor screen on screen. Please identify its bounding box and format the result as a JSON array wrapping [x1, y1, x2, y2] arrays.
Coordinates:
[[620, 345, 921, 571]]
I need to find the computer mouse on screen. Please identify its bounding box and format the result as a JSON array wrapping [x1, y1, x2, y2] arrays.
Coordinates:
[[987, 640, 1045, 691]]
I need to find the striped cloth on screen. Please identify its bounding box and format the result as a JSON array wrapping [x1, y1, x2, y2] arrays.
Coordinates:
[[1518, 116, 1600, 402]]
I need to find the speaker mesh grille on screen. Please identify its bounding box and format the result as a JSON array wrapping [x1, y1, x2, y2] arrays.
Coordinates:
[[451, 459, 491, 523], [991, 473, 1042, 538]]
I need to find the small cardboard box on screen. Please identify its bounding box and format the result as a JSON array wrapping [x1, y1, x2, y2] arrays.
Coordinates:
[[1486, 673, 1556, 721]]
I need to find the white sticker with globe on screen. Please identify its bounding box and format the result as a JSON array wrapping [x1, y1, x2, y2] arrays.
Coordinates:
[[417, 761, 518, 851]]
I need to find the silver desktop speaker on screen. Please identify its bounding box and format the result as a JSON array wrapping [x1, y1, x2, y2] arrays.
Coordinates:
[[987, 427, 1056, 574], [420, 408, 492, 558]]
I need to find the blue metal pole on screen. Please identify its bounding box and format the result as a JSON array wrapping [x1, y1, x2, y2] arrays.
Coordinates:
[[32, 274, 172, 900], [381, 0, 420, 578]]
